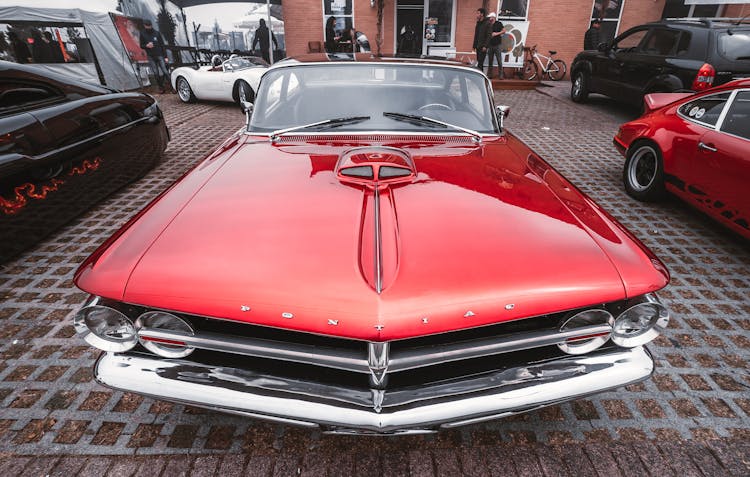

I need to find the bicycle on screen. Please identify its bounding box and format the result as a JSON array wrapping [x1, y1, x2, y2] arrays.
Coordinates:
[[522, 45, 567, 81]]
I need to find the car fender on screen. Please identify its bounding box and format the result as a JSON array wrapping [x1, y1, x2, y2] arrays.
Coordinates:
[[570, 57, 593, 77]]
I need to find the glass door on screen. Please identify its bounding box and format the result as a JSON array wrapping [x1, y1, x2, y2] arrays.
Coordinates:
[[424, 0, 455, 56]]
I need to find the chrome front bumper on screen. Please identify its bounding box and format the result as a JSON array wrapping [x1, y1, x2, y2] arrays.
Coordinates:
[[95, 346, 653, 434]]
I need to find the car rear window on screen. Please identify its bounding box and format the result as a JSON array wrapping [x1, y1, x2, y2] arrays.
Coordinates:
[[678, 92, 731, 127], [717, 31, 750, 61]]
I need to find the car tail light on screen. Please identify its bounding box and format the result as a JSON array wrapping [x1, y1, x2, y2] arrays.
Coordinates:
[[611, 294, 669, 348], [691, 63, 715, 91], [74, 300, 138, 352], [557, 309, 614, 355], [136, 311, 195, 358]]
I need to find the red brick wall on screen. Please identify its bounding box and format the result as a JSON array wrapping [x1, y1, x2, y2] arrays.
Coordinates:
[[282, 1, 750, 66]]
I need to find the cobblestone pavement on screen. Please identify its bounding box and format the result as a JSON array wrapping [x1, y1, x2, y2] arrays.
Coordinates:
[[0, 86, 749, 475]]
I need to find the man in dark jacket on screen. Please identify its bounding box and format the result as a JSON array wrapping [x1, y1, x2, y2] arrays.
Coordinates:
[[472, 8, 492, 73], [584, 20, 601, 50], [252, 19, 278, 63], [139, 19, 169, 93]]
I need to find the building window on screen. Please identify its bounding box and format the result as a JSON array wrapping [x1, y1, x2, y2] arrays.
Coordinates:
[[661, 0, 724, 19], [323, 0, 353, 41], [591, 0, 625, 43], [497, 0, 528, 20]]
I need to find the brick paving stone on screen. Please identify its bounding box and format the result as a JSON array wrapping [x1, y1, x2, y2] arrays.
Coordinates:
[[216, 454, 246, 475], [0, 457, 32, 477], [245, 456, 274, 477], [20, 456, 60, 476], [433, 450, 461, 477], [47, 456, 87, 476], [77, 457, 113, 477], [458, 448, 488, 476], [682, 441, 727, 477], [161, 456, 193, 477], [484, 443, 518, 477], [535, 445, 572, 477], [107, 457, 142, 477], [582, 443, 624, 477], [270, 456, 300, 477], [408, 451, 435, 477], [628, 442, 676, 477], [658, 442, 703, 477]]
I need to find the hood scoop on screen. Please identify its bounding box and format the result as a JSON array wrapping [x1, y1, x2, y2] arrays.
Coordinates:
[[336, 147, 416, 187]]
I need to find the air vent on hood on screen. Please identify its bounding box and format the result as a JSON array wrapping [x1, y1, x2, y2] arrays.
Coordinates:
[[336, 147, 416, 187]]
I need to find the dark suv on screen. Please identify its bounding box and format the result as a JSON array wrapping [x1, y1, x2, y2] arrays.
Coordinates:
[[570, 19, 750, 106]]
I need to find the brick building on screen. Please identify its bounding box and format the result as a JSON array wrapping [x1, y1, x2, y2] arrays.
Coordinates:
[[281, 1, 750, 76]]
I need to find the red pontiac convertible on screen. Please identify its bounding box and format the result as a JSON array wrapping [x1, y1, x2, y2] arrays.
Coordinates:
[[616, 79, 750, 239], [74, 55, 670, 434]]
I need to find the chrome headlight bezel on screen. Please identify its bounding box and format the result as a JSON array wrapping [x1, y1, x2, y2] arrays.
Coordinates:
[[135, 311, 195, 359], [611, 294, 669, 348], [557, 308, 614, 355], [73, 300, 138, 352]]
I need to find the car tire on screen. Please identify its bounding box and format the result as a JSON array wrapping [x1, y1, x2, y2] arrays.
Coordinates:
[[235, 80, 255, 105], [571, 71, 589, 103], [176, 76, 196, 103], [623, 142, 665, 202]]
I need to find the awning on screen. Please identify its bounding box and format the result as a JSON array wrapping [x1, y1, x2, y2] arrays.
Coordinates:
[[170, 0, 280, 7]]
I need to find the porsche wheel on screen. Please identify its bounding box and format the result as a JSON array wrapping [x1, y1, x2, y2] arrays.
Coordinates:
[[235, 80, 255, 105], [176, 77, 196, 103], [623, 142, 665, 202], [571, 71, 589, 103]]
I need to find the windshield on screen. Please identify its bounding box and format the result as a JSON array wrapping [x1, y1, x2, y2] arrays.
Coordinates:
[[225, 57, 267, 71], [249, 64, 498, 134]]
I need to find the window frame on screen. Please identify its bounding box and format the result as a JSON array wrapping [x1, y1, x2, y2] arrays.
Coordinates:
[[589, 0, 627, 44], [717, 89, 750, 142], [676, 90, 733, 130], [322, 0, 354, 47]]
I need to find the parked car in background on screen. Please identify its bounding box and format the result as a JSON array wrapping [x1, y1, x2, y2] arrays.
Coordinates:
[[571, 19, 750, 106], [0, 61, 168, 262], [170, 55, 268, 104], [74, 55, 671, 434], [615, 78, 750, 239]]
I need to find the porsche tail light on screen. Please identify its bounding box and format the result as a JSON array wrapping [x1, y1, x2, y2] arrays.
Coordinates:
[[691, 63, 715, 91], [74, 301, 138, 352], [557, 309, 613, 355], [136, 311, 195, 358], [611, 294, 669, 348]]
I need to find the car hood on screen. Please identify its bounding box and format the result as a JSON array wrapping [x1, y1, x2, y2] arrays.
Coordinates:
[[79, 134, 668, 341]]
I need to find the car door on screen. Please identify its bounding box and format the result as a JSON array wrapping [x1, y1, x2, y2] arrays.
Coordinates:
[[692, 90, 750, 234], [601, 27, 650, 101]]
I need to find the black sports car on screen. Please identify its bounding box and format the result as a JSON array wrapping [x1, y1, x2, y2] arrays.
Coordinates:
[[0, 61, 169, 262]]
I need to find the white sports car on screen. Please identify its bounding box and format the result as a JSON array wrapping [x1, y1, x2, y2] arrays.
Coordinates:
[[171, 56, 268, 104]]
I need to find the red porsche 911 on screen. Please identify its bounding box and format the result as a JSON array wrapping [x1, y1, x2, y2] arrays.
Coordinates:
[[615, 78, 750, 239]]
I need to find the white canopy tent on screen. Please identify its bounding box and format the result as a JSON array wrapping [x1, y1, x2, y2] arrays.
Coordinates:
[[0, 6, 141, 90]]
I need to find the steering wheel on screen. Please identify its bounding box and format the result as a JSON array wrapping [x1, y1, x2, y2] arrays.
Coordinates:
[[417, 103, 454, 111]]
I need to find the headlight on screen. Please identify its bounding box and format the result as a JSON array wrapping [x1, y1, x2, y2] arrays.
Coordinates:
[[73, 300, 137, 352], [557, 309, 613, 355], [611, 294, 669, 348], [136, 311, 195, 358]]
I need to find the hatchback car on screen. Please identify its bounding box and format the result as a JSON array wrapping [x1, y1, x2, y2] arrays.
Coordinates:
[[73, 55, 671, 434], [0, 61, 168, 262], [615, 78, 750, 239], [571, 19, 750, 106]]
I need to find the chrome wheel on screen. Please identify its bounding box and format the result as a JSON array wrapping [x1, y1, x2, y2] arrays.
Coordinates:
[[628, 146, 658, 192], [177, 78, 192, 102], [572, 76, 582, 96]]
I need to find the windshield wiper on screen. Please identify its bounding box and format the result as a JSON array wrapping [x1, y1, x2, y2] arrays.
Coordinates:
[[382, 112, 482, 143], [269, 116, 370, 141]]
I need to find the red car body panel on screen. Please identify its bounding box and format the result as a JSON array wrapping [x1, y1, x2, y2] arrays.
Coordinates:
[[76, 131, 668, 341], [615, 79, 750, 239]]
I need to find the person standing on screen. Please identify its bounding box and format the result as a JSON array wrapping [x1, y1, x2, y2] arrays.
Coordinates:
[[139, 19, 169, 93], [43, 31, 64, 63], [487, 13, 505, 79], [472, 8, 491, 73], [252, 19, 278, 63], [584, 20, 601, 50], [8, 31, 31, 64], [325, 16, 339, 53]]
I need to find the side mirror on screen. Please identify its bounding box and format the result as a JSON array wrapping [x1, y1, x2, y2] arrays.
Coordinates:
[[496, 105, 510, 129], [240, 100, 253, 127]]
